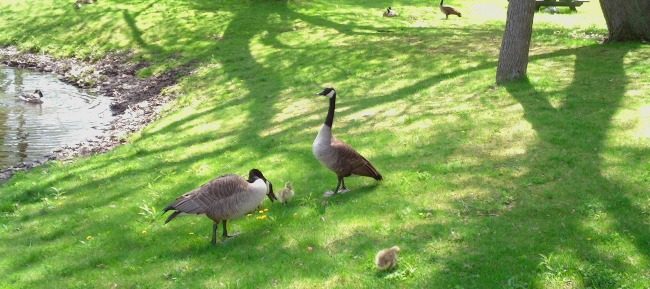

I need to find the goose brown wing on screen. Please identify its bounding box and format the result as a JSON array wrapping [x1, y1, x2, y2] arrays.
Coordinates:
[[441, 6, 461, 15], [331, 138, 383, 180], [163, 174, 247, 221]]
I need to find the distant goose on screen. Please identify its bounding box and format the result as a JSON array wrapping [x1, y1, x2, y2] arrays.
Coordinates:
[[375, 246, 401, 270], [17, 89, 43, 104], [383, 7, 398, 17], [162, 169, 276, 245], [75, 0, 96, 8], [277, 182, 295, 204], [312, 88, 383, 197], [439, 0, 462, 19]]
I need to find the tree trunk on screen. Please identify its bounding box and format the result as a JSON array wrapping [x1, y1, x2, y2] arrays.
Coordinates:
[[599, 0, 650, 42], [496, 0, 537, 84]]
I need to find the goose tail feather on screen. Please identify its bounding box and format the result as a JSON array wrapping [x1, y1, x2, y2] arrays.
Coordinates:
[[366, 163, 383, 181], [162, 194, 206, 223], [164, 211, 182, 224], [352, 160, 383, 181]]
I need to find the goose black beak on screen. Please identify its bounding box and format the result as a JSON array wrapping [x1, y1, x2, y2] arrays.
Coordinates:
[[267, 182, 277, 202]]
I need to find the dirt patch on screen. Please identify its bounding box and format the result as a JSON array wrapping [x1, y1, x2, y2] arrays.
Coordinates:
[[0, 47, 192, 182]]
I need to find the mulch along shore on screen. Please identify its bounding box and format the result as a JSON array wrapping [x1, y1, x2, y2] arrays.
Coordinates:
[[0, 47, 192, 182]]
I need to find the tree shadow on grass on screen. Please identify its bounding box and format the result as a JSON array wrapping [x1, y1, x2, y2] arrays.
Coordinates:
[[431, 42, 649, 287]]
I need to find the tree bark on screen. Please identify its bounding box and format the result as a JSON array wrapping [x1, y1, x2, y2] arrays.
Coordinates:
[[600, 0, 650, 42], [496, 0, 537, 84]]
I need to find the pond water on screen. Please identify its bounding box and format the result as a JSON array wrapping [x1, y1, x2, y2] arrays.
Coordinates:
[[0, 66, 114, 169]]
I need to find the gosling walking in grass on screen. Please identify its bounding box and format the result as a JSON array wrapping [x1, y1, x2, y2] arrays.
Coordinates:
[[277, 182, 295, 204], [375, 246, 400, 271]]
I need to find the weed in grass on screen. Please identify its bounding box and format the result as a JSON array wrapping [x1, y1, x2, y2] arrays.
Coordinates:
[[138, 203, 159, 223], [0, 202, 16, 214], [505, 275, 529, 289], [383, 265, 416, 281], [538, 254, 565, 276], [298, 192, 318, 208], [49, 187, 65, 200], [500, 190, 515, 205], [416, 170, 432, 181]]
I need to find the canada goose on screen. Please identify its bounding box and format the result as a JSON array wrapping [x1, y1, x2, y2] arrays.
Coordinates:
[[277, 182, 294, 204], [162, 169, 276, 245], [375, 246, 400, 270], [75, 0, 95, 8], [312, 88, 383, 197], [542, 6, 560, 14], [17, 90, 43, 104], [383, 7, 397, 17], [439, 0, 462, 19]]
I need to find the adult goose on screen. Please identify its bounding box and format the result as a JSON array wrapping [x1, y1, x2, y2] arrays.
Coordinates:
[[162, 169, 276, 245], [383, 7, 397, 17], [75, 0, 96, 8], [17, 90, 43, 104], [439, 0, 462, 19], [312, 88, 383, 197]]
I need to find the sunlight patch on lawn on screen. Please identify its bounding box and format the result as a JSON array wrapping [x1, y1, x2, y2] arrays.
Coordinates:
[[476, 119, 537, 159], [640, 104, 650, 138]]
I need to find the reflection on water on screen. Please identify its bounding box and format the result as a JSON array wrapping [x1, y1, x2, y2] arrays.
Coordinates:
[[0, 66, 114, 169]]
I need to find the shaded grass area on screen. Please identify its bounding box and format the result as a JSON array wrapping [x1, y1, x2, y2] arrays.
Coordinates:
[[1, 0, 649, 288]]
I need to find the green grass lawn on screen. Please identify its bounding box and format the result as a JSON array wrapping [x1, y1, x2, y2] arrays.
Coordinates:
[[1, 0, 649, 288]]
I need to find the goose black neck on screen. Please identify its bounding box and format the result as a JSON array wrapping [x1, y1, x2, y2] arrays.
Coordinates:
[[440, 0, 443, 5], [324, 95, 336, 128]]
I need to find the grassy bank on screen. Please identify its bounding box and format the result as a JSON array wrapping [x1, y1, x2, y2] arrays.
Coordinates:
[[1, 0, 649, 288]]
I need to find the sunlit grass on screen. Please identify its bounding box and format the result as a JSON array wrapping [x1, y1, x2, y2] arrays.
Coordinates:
[[1, 0, 649, 288]]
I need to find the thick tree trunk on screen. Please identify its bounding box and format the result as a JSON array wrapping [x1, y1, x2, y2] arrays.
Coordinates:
[[600, 0, 650, 42], [496, 0, 537, 84]]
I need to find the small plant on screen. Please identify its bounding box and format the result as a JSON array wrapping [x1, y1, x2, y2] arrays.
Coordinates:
[[146, 183, 161, 199], [384, 262, 416, 281], [416, 171, 432, 181], [538, 254, 567, 276], [418, 211, 434, 219], [505, 275, 528, 289], [138, 203, 158, 223], [49, 187, 65, 200], [298, 192, 317, 207], [500, 190, 514, 205]]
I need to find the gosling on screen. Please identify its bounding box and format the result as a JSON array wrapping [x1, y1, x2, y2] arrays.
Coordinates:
[[277, 182, 294, 204], [375, 246, 400, 270]]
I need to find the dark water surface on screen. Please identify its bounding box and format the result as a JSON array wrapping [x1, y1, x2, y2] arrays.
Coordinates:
[[0, 66, 114, 169]]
